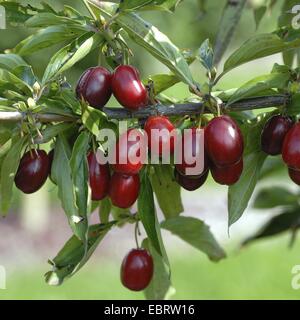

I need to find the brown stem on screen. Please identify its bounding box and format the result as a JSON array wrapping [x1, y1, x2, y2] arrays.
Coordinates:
[[0, 95, 290, 122]]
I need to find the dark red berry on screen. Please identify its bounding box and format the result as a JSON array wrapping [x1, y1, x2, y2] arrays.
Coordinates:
[[76, 67, 112, 109], [113, 129, 146, 175], [210, 158, 243, 185], [15, 150, 50, 194], [288, 167, 300, 185], [87, 151, 110, 201], [174, 168, 208, 191], [261, 115, 293, 155], [109, 173, 140, 209], [144, 115, 176, 156], [175, 127, 208, 176], [112, 65, 148, 110], [282, 122, 300, 169], [205, 115, 244, 167], [121, 248, 154, 291]]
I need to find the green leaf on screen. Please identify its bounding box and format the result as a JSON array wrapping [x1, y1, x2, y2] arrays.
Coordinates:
[[34, 123, 74, 144], [146, 73, 179, 94], [51, 134, 88, 242], [228, 113, 274, 226], [99, 197, 112, 224], [45, 223, 113, 285], [259, 156, 285, 179], [142, 238, 175, 300], [253, 186, 298, 209], [0, 54, 28, 71], [0, 136, 26, 214], [254, 6, 267, 30], [223, 32, 300, 74], [161, 216, 226, 262], [25, 12, 83, 28], [12, 65, 36, 87], [70, 132, 91, 222], [14, 25, 86, 56], [197, 39, 214, 71], [138, 170, 166, 258], [288, 92, 300, 115], [242, 209, 300, 246], [150, 165, 183, 219], [227, 71, 290, 105], [0, 68, 32, 96], [81, 104, 109, 137], [93, 1, 195, 88], [42, 32, 104, 84], [213, 0, 247, 65], [119, 0, 155, 10], [228, 152, 267, 227]]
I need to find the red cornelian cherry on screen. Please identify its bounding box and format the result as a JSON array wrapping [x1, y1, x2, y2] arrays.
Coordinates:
[[282, 122, 300, 169], [87, 151, 110, 201], [205, 115, 244, 167], [15, 149, 50, 194], [112, 65, 148, 111], [144, 115, 176, 156], [288, 167, 300, 185], [76, 66, 112, 109], [261, 115, 293, 155], [174, 168, 208, 191], [109, 173, 140, 209], [175, 127, 208, 177], [121, 248, 154, 291], [210, 158, 243, 186], [113, 128, 146, 175]]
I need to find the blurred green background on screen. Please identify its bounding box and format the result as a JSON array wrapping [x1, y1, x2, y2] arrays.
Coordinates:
[[1, 0, 300, 300]]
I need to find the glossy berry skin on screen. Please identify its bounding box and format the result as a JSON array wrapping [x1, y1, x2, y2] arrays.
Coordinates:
[[261, 115, 293, 155], [210, 158, 243, 186], [205, 115, 244, 167], [112, 65, 148, 111], [282, 122, 300, 169], [109, 173, 140, 209], [175, 128, 208, 177], [288, 167, 300, 185], [121, 248, 154, 291], [174, 169, 208, 191], [15, 150, 50, 194], [76, 67, 112, 109], [144, 115, 176, 156], [87, 152, 110, 201], [113, 129, 146, 175]]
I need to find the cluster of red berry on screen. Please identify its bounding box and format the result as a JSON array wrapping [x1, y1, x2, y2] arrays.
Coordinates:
[[261, 115, 300, 185]]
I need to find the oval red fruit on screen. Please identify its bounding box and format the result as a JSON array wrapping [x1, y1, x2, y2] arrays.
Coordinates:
[[121, 248, 154, 291], [112, 65, 148, 110], [144, 115, 176, 156], [211, 158, 243, 186], [175, 128, 207, 176], [113, 129, 146, 175], [288, 167, 300, 185], [261, 115, 293, 155], [15, 150, 50, 194], [76, 67, 112, 109], [205, 115, 244, 167], [109, 173, 140, 209], [282, 122, 300, 169], [87, 151, 110, 201], [174, 169, 208, 191]]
